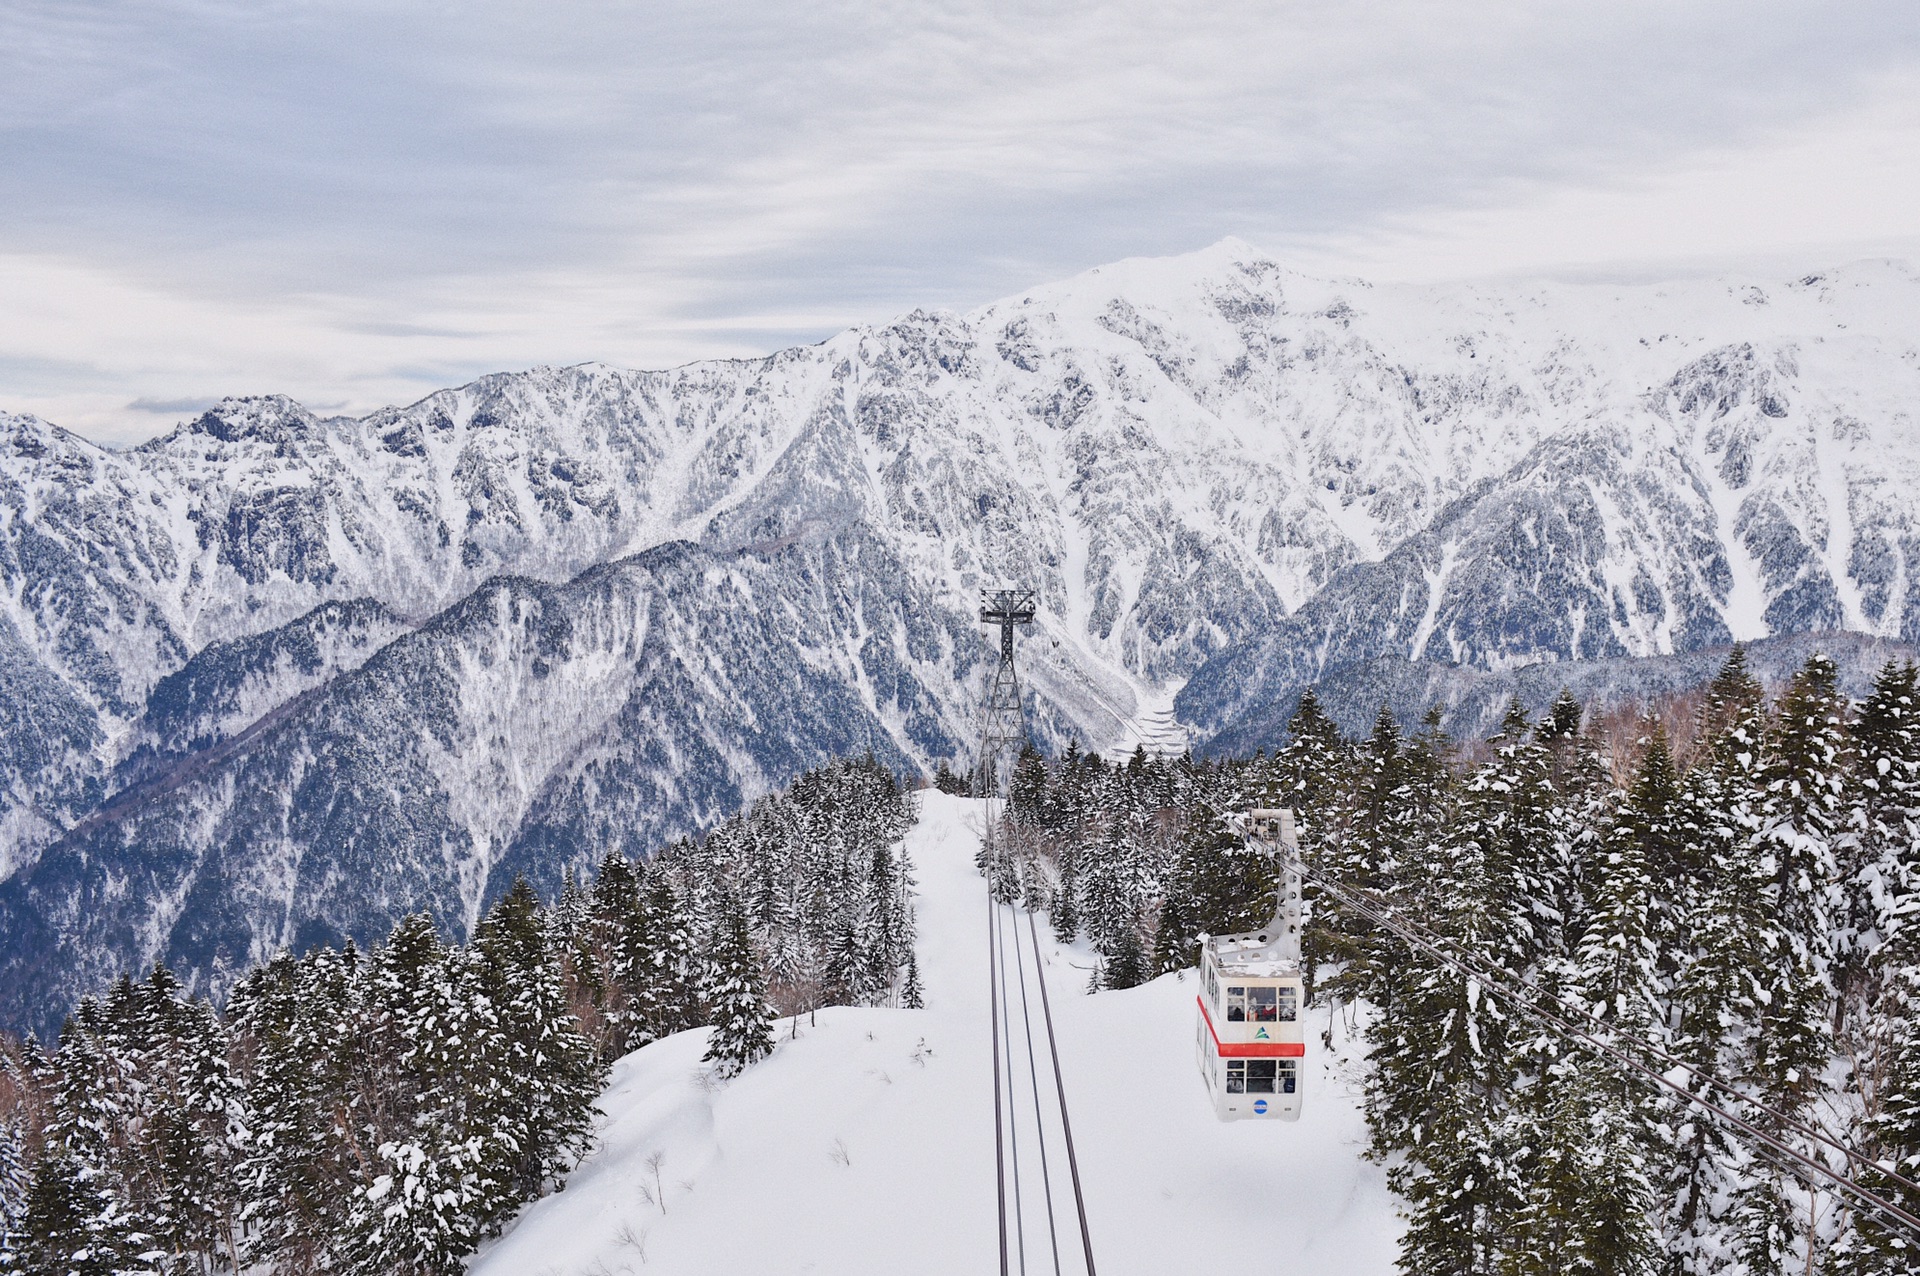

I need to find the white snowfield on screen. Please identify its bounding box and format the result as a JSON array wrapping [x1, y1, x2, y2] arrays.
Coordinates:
[[470, 793, 1400, 1275]]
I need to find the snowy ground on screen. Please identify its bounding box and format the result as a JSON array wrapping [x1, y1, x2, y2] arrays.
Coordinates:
[[469, 793, 1401, 1274], [1109, 682, 1195, 759]]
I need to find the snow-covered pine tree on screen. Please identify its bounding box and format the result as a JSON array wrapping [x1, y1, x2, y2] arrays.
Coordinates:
[[16, 1010, 150, 1276], [1314, 705, 1411, 1003], [1721, 658, 1846, 1275], [823, 905, 874, 1007], [1271, 688, 1352, 818], [1506, 1056, 1661, 1276], [1832, 929, 1920, 1274], [128, 967, 247, 1272], [1848, 659, 1920, 1002], [703, 898, 775, 1079], [472, 878, 605, 1209], [12, 1146, 141, 1276], [230, 944, 361, 1272], [1761, 654, 1849, 967], [900, 949, 925, 1010], [336, 913, 492, 1276], [1701, 642, 1766, 741], [1504, 798, 1664, 1276], [1373, 706, 1554, 1276], [864, 836, 910, 1001], [1050, 844, 1082, 945], [1609, 723, 1696, 980], [0, 1112, 25, 1261], [636, 874, 703, 1040], [1008, 745, 1050, 827], [1830, 659, 1920, 1273], [578, 851, 647, 1057], [1662, 668, 1835, 1276]]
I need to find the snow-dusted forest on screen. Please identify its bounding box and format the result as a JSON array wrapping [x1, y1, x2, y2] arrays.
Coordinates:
[[0, 758, 915, 1274], [997, 650, 1920, 1274], [5, 648, 1919, 1274]]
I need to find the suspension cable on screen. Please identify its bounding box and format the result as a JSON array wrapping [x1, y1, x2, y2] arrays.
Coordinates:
[[987, 882, 1009, 1276], [1321, 859, 1920, 1203], [1229, 798, 1920, 1201], [1249, 826, 1920, 1242], [1026, 908, 1099, 1275], [996, 894, 1030, 1276], [1010, 900, 1065, 1276]]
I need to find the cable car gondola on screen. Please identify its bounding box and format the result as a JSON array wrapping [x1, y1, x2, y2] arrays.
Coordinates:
[[1194, 808, 1306, 1122]]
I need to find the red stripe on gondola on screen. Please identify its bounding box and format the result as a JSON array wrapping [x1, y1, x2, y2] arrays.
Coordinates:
[[1197, 996, 1306, 1058]]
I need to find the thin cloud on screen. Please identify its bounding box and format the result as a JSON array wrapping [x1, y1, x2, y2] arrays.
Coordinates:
[[126, 395, 219, 414], [3, 0, 1919, 443]]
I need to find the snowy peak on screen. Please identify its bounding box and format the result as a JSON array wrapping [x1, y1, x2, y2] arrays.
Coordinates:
[[4, 242, 1920, 1030]]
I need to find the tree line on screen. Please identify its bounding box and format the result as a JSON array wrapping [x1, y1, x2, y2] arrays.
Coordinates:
[[0, 756, 918, 1276], [995, 650, 1920, 1276]]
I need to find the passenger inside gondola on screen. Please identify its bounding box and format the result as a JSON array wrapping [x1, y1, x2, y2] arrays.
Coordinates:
[[1249, 987, 1277, 1022], [1226, 986, 1246, 1021], [1226, 1060, 1281, 1093]]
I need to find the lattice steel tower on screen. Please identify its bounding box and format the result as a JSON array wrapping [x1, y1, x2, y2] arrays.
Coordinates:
[[974, 587, 1037, 797]]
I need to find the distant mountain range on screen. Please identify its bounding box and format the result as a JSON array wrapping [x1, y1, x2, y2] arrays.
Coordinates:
[[3, 240, 1918, 1033]]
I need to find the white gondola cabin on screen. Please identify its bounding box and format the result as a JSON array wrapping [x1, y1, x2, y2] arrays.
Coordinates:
[[1194, 808, 1306, 1122]]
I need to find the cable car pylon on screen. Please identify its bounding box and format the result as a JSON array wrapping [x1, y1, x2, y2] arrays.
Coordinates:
[[975, 587, 1037, 896]]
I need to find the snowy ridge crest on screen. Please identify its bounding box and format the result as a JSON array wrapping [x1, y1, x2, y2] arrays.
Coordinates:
[[2, 243, 1919, 1029]]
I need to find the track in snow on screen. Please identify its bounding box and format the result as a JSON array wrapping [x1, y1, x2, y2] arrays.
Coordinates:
[[469, 793, 1399, 1274]]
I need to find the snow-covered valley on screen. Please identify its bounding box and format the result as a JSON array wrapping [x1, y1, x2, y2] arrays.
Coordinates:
[[471, 792, 1399, 1275]]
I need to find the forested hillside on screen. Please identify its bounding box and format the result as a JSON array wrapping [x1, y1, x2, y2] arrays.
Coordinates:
[[7, 244, 1920, 1040], [1000, 649, 1920, 1273], [0, 759, 916, 1275]]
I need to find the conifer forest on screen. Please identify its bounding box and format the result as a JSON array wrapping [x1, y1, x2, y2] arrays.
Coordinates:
[[996, 650, 1920, 1276], [6, 648, 1920, 1275], [0, 758, 917, 1275]]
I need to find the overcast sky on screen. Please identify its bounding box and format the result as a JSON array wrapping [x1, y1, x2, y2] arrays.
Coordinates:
[[5, 1, 1920, 445]]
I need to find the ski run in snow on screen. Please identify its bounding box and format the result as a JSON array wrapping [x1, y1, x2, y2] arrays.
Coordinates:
[[469, 793, 1399, 1274]]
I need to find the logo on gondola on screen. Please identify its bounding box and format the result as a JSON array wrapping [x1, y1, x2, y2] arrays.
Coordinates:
[[1253, 1099, 1269, 1114], [1255, 1027, 1270, 1039]]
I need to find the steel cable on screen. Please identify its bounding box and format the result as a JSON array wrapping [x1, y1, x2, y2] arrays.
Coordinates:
[[995, 894, 1030, 1276], [1203, 799, 1920, 1244], [1010, 900, 1066, 1276], [1025, 908, 1099, 1275], [987, 881, 1009, 1276]]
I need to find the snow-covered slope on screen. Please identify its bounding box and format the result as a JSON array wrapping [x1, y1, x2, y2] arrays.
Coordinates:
[[4, 241, 1920, 1030], [469, 793, 1399, 1275]]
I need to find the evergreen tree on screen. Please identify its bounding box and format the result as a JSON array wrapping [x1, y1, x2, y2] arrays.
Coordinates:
[[635, 874, 702, 1039], [1102, 924, 1150, 991], [1832, 661, 1920, 1273], [1506, 1058, 1660, 1276], [900, 950, 925, 1011], [703, 900, 775, 1079], [13, 1147, 141, 1276], [1007, 745, 1050, 827], [1050, 848, 1081, 945], [472, 878, 605, 1207], [1849, 660, 1920, 999]]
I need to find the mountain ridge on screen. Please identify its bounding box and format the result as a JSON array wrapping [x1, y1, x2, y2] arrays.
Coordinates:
[[3, 239, 1919, 1029]]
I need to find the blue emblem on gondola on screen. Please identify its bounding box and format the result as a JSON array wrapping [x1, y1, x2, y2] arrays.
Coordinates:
[[1253, 1099, 1268, 1114]]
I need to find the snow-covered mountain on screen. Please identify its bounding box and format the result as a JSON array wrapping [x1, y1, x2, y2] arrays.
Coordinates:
[[3, 240, 1919, 1029]]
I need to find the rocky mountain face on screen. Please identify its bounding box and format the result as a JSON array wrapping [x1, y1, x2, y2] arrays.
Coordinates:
[[2, 241, 1918, 1032]]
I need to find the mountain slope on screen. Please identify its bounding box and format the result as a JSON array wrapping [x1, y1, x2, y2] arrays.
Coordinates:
[[4, 242, 1920, 1028], [467, 793, 1399, 1275]]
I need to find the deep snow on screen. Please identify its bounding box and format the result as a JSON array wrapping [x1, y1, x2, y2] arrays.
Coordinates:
[[469, 793, 1400, 1274]]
